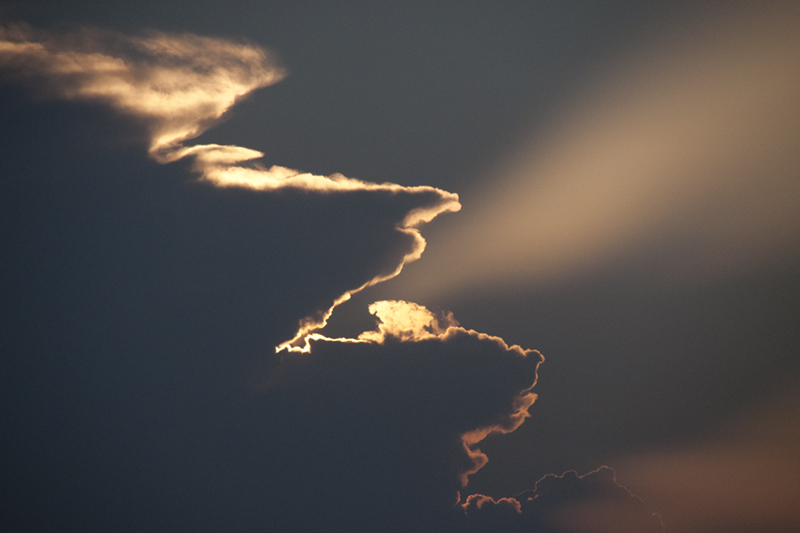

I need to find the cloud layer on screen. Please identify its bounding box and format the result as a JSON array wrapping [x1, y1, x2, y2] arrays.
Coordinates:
[[0, 22, 545, 532], [0, 24, 284, 158]]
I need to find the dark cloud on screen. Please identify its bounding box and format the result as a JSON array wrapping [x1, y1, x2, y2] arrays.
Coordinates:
[[0, 117, 542, 530], [245, 326, 541, 532], [0, 22, 461, 349], [0, 65, 541, 533], [0, 87, 457, 531], [1, 19, 679, 533], [462, 467, 664, 533]]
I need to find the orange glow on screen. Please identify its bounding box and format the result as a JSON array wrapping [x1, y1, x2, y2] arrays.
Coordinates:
[[358, 300, 540, 487], [617, 382, 800, 532], [392, 3, 800, 299]]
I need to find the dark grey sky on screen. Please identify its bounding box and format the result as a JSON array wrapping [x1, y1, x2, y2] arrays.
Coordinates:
[[2, 1, 799, 532]]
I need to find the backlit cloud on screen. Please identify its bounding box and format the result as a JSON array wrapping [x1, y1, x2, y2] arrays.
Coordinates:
[[0, 24, 461, 349], [2, 18, 672, 533], [357, 300, 458, 343], [0, 24, 284, 158], [257, 302, 543, 530], [462, 467, 664, 533], [285, 300, 542, 491]]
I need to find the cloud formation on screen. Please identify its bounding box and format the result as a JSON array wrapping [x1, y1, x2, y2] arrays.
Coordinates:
[[0, 24, 461, 348], [0, 128, 527, 531], [254, 302, 543, 531], [462, 467, 664, 533], [0, 19, 670, 533], [357, 300, 458, 342]]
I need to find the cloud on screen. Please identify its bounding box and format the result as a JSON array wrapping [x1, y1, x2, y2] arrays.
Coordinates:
[[390, 2, 800, 299], [0, 23, 284, 158], [252, 303, 543, 531], [0, 23, 461, 349], [0, 21, 544, 532], [0, 129, 499, 531], [1, 19, 675, 533], [462, 467, 664, 533]]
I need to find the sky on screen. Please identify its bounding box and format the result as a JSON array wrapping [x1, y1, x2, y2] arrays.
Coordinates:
[[1, 1, 799, 532]]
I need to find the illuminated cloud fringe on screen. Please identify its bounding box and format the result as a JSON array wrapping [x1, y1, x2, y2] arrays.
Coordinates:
[[358, 300, 459, 343], [0, 21, 545, 530], [276, 300, 543, 490], [0, 24, 461, 349], [462, 467, 664, 533]]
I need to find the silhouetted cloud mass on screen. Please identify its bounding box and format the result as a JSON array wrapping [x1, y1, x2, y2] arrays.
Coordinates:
[[250, 307, 542, 531], [0, 19, 674, 533], [462, 467, 664, 533]]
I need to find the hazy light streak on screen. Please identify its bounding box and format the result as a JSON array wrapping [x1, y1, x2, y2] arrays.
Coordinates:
[[0, 24, 462, 352], [392, 3, 800, 298]]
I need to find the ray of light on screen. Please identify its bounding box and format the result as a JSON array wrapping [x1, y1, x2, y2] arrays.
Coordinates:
[[391, 3, 800, 299]]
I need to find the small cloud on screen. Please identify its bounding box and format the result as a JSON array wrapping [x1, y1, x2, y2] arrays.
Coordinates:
[[462, 467, 664, 533], [357, 300, 458, 343], [0, 23, 285, 157]]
